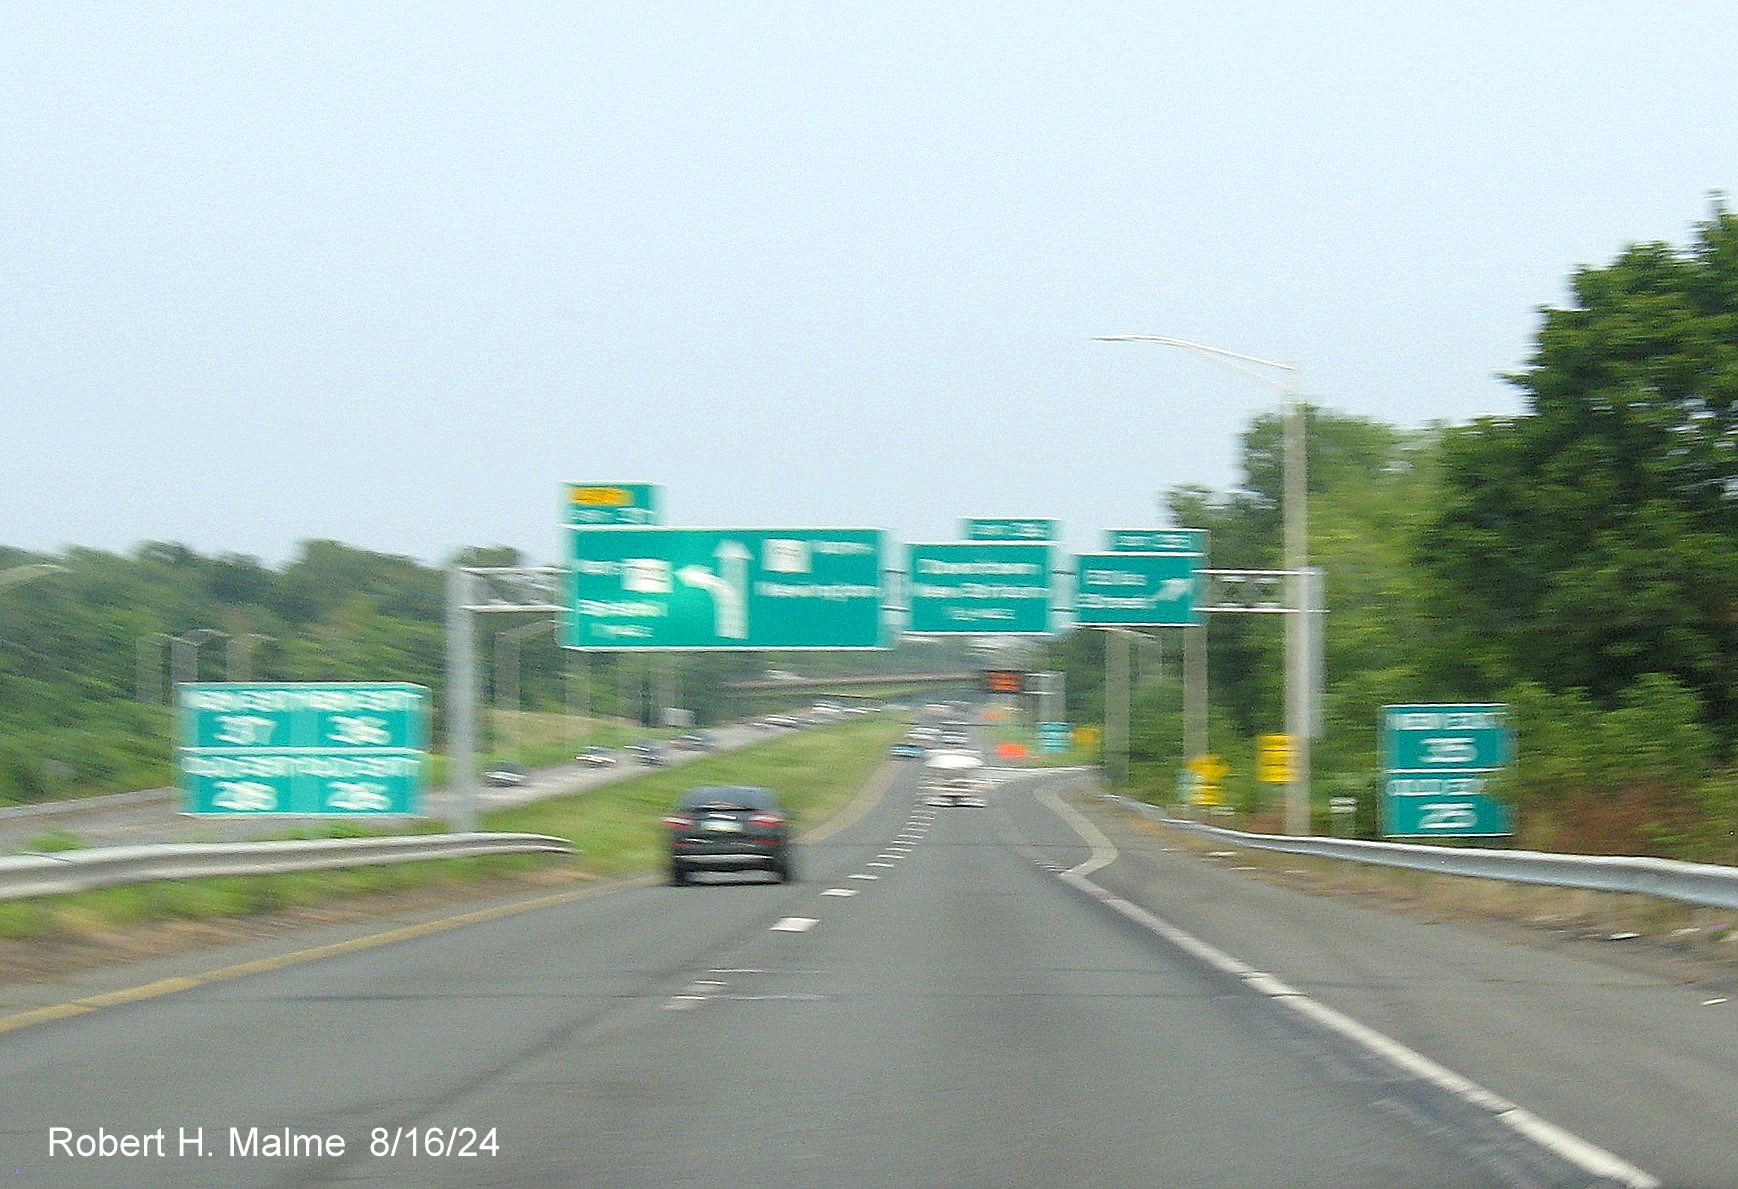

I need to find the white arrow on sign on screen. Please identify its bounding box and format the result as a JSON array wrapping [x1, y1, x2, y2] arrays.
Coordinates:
[[677, 540, 750, 639]]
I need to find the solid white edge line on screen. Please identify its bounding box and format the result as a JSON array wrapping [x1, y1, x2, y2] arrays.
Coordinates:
[[1037, 787, 1118, 878], [1034, 787, 1661, 1189]]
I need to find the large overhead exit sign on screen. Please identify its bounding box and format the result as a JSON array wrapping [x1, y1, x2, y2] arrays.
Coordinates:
[[568, 527, 886, 650], [1073, 552, 1200, 627], [907, 542, 1052, 634]]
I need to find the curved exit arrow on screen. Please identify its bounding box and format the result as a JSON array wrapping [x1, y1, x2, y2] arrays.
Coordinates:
[[677, 540, 750, 639]]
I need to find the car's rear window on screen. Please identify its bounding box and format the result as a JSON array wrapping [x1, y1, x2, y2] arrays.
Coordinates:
[[678, 785, 776, 812]]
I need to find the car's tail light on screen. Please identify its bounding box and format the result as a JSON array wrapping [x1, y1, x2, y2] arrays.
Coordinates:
[[748, 812, 784, 829], [662, 814, 692, 830]]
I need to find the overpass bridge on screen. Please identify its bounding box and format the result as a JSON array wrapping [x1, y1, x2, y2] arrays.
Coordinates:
[[722, 672, 981, 698]]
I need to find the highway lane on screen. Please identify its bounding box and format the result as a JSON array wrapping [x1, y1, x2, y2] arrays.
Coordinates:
[[0, 760, 1542, 1187], [1032, 786, 1738, 1188]]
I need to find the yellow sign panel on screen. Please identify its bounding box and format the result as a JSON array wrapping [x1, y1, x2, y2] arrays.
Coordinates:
[[1193, 782, 1222, 806], [1074, 726, 1102, 749], [1257, 734, 1294, 784], [571, 485, 634, 507], [1186, 753, 1228, 783]]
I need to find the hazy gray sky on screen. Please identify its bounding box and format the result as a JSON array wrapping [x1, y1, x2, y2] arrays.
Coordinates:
[[7, 3, 1736, 566]]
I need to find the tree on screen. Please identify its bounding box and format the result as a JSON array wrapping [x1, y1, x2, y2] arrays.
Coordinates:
[[1421, 204, 1738, 737]]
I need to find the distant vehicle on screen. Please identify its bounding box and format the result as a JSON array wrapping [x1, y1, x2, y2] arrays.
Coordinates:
[[922, 751, 989, 807], [483, 761, 529, 788], [664, 785, 793, 884], [627, 740, 668, 766], [576, 746, 617, 767], [890, 741, 926, 759], [672, 731, 716, 751], [763, 714, 800, 728]]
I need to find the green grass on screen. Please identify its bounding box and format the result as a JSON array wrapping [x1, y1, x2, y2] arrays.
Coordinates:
[[487, 717, 906, 877], [0, 718, 905, 943]]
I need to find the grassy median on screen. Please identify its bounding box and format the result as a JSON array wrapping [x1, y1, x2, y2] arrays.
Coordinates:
[[0, 717, 905, 947]]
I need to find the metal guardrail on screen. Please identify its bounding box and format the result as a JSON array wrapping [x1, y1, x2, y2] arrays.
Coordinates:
[[0, 786, 177, 821], [1104, 795, 1738, 912], [0, 833, 575, 902]]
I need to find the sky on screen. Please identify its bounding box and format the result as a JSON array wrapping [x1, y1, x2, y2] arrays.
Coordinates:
[[6, 2, 1738, 568]]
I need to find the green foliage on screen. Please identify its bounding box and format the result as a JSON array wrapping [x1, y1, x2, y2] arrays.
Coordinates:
[[1500, 675, 1720, 855], [1421, 206, 1738, 733]]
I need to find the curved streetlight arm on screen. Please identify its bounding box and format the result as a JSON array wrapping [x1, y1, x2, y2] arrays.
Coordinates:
[[1094, 335, 1299, 395]]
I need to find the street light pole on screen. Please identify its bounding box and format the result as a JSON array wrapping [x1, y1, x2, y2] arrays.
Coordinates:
[[1095, 334, 1312, 834], [496, 619, 557, 765], [170, 629, 228, 696], [227, 632, 274, 681], [137, 632, 172, 703]]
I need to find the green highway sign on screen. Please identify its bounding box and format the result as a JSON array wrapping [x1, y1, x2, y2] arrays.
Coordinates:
[[568, 527, 886, 649], [1073, 552, 1200, 626], [178, 683, 428, 816], [1380, 703, 1514, 838], [1037, 721, 1072, 754], [907, 542, 1052, 635], [565, 482, 661, 526], [1105, 528, 1208, 555], [962, 518, 1057, 542]]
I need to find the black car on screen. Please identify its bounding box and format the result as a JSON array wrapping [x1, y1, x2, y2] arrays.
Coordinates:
[[664, 785, 793, 884]]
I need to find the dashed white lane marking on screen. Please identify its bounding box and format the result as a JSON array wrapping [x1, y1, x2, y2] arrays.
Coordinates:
[[822, 888, 857, 897], [771, 917, 819, 933], [869, 861, 896, 868], [850, 873, 879, 880]]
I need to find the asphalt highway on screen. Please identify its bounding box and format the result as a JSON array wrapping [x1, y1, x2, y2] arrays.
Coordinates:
[[2, 752, 1726, 1185]]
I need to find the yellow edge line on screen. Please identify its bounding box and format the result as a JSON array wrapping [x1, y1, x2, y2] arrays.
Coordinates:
[[0, 748, 895, 1038], [0, 875, 655, 1037]]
